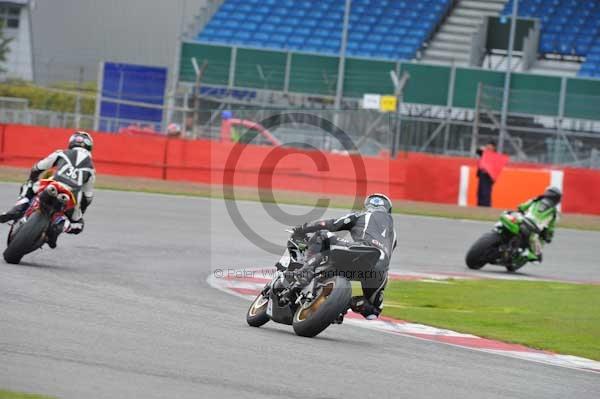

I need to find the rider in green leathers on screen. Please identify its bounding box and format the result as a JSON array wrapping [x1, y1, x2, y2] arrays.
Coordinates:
[[517, 187, 562, 262]]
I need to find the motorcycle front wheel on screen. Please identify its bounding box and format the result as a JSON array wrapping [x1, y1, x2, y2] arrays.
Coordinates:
[[246, 288, 270, 327], [292, 276, 351, 338], [3, 211, 49, 264]]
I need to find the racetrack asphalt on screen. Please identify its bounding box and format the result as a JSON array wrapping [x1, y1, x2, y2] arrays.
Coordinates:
[[1, 183, 599, 399]]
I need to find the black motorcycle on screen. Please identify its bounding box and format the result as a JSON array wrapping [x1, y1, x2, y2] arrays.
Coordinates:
[[246, 231, 381, 337]]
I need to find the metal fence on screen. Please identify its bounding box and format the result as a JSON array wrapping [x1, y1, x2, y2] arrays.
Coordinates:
[[0, 108, 163, 133], [178, 42, 600, 122], [2, 103, 600, 169]]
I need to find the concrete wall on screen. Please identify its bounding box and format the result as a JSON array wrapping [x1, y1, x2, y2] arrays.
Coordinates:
[[1, 1, 33, 81], [30, 0, 210, 84]]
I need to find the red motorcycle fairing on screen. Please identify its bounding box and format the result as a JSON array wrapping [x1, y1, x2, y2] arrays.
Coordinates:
[[37, 179, 77, 207], [23, 179, 77, 220]]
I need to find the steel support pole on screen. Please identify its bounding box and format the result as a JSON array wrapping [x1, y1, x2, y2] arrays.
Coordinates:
[[470, 83, 483, 156], [499, 0, 519, 152], [74, 66, 83, 129], [334, 0, 351, 114]]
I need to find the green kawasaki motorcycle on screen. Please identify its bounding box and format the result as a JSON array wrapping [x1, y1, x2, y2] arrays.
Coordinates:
[[465, 201, 555, 272]]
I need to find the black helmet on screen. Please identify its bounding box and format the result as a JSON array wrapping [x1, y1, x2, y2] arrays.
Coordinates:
[[364, 193, 392, 213], [68, 131, 93, 152], [541, 186, 562, 207]]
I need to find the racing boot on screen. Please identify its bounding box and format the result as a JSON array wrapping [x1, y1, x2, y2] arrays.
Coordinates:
[[332, 310, 347, 325], [46, 217, 66, 249], [0, 198, 30, 223], [520, 249, 539, 262], [350, 296, 380, 320], [524, 234, 543, 263]]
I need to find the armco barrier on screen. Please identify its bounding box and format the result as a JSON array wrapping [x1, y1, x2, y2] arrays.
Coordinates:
[[0, 124, 599, 215]]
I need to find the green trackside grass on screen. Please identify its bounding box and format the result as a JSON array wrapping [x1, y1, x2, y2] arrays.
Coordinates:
[[0, 390, 55, 399], [381, 279, 600, 360]]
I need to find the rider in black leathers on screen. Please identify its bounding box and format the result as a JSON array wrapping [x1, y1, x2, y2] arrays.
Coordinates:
[[291, 193, 396, 320]]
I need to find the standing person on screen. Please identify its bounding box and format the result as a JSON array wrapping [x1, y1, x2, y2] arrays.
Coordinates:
[[476, 140, 497, 207]]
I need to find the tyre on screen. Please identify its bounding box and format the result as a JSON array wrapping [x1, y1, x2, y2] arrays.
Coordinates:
[[3, 212, 49, 264], [246, 290, 270, 327], [465, 231, 502, 270], [292, 276, 351, 338]]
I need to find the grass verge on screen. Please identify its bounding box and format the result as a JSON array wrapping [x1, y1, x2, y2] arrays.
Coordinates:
[[1, 166, 600, 231], [0, 390, 55, 399], [382, 279, 600, 360]]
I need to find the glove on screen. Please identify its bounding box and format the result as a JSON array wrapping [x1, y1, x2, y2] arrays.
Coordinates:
[[291, 225, 306, 239], [540, 229, 553, 243], [19, 180, 34, 199], [67, 218, 84, 235]]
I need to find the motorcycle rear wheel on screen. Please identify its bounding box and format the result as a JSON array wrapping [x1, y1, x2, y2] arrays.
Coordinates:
[[465, 231, 502, 270], [292, 276, 351, 338], [3, 211, 49, 264]]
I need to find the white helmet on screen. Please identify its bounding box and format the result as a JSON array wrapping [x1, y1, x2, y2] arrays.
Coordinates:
[[68, 131, 93, 152], [364, 193, 392, 213]]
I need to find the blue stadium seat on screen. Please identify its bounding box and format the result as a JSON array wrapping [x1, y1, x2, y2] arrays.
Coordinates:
[[197, 0, 452, 61], [501, 0, 600, 78]]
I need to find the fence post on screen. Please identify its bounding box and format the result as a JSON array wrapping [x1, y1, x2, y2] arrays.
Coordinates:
[[444, 63, 457, 152], [499, 0, 519, 152], [191, 58, 208, 138], [283, 51, 292, 94], [470, 83, 483, 156], [390, 69, 410, 157], [334, 0, 351, 112], [74, 66, 84, 129], [228, 46, 237, 89], [93, 61, 104, 131], [558, 76, 567, 122]]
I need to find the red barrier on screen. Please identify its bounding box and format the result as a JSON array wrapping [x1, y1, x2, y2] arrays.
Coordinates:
[[183, 141, 400, 197], [0, 124, 6, 159], [1, 125, 168, 179], [562, 168, 600, 214], [1, 124, 599, 215], [404, 153, 476, 204]]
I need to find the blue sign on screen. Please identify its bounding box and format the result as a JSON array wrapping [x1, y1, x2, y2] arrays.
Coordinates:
[[97, 62, 168, 132]]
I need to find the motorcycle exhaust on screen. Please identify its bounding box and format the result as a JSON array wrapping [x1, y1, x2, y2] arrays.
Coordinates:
[[57, 193, 70, 203], [46, 185, 58, 197]]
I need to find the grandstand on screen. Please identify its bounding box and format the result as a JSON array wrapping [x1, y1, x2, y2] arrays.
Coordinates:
[[500, 0, 600, 78], [422, 0, 507, 65], [198, 0, 452, 61], [194, 0, 600, 78]]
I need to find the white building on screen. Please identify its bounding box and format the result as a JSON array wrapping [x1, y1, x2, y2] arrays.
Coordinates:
[[0, 0, 34, 81]]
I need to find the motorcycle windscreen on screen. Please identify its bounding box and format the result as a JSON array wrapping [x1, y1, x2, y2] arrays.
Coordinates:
[[321, 245, 382, 279]]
